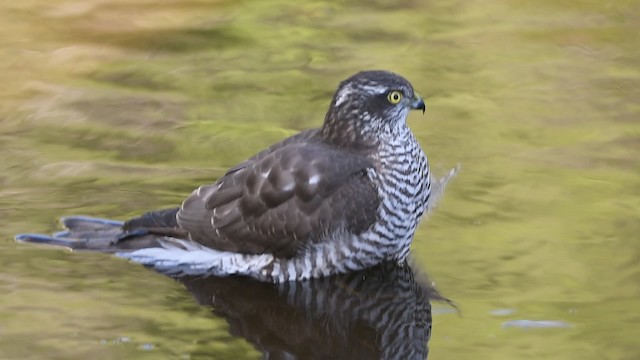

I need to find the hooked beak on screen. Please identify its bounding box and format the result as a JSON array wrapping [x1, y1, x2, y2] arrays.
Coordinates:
[[411, 95, 426, 114]]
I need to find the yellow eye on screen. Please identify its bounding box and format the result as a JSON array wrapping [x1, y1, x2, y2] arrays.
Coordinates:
[[387, 91, 403, 104]]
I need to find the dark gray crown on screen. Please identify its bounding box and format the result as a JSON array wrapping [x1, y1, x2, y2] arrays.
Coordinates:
[[320, 70, 420, 148]]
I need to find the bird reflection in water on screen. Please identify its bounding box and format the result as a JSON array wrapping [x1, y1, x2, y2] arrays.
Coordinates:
[[179, 262, 446, 360]]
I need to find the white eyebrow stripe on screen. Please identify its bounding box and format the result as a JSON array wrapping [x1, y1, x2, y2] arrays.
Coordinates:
[[360, 84, 387, 94], [335, 86, 352, 106]]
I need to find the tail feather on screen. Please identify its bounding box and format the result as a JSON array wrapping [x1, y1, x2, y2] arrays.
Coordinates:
[[62, 215, 124, 230], [15, 216, 162, 252], [15, 233, 93, 250], [15, 215, 270, 278]]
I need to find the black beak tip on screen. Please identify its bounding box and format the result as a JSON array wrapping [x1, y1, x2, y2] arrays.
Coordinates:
[[413, 98, 426, 114]]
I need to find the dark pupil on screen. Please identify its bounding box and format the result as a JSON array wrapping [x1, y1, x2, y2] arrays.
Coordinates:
[[393, 93, 399, 100]]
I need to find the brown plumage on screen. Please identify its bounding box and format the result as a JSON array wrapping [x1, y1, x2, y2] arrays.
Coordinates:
[[172, 129, 379, 257]]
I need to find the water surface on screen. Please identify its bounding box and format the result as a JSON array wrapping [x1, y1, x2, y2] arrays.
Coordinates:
[[1, 0, 639, 359]]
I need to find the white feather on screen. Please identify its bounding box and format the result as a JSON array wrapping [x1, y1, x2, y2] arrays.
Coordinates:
[[116, 239, 274, 277]]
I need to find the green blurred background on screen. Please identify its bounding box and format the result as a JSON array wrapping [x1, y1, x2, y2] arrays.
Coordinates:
[[1, 0, 638, 359]]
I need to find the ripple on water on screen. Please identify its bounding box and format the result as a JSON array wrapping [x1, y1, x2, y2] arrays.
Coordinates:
[[502, 320, 573, 329]]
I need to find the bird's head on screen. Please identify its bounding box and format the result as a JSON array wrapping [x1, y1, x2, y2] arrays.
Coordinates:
[[320, 70, 425, 148]]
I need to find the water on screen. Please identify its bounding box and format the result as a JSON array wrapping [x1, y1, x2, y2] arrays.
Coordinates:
[[1, 0, 639, 359]]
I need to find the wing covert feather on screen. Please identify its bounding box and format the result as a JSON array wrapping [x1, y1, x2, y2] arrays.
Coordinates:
[[177, 137, 379, 257]]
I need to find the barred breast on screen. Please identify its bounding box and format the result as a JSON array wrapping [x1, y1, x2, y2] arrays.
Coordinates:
[[366, 130, 431, 262], [261, 129, 430, 282]]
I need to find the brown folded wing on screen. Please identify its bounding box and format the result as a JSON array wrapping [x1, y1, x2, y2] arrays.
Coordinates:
[[176, 140, 379, 258]]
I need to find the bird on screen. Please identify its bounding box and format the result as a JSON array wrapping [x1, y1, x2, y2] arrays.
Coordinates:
[[16, 70, 440, 283]]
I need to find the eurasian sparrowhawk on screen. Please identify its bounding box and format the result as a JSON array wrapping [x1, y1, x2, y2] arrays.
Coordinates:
[[17, 70, 439, 282]]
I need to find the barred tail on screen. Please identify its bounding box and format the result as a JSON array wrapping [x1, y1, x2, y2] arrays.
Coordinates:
[[16, 215, 274, 278], [15, 216, 163, 252]]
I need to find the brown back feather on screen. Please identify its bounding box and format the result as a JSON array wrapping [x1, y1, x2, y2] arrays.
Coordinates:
[[176, 131, 380, 257]]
